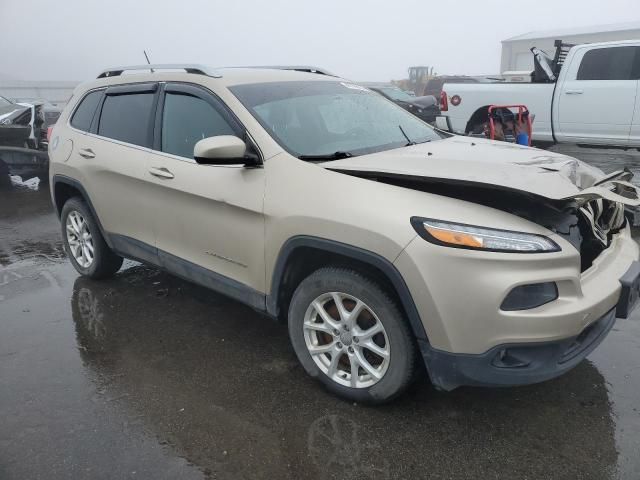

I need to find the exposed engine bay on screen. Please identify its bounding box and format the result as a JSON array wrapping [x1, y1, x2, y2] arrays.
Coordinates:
[[334, 170, 631, 272]]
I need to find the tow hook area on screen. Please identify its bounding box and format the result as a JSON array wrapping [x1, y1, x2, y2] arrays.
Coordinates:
[[422, 309, 616, 391]]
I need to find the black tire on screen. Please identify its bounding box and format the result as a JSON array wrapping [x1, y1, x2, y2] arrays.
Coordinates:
[[288, 267, 417, 404], [61, 197, 123, 279]]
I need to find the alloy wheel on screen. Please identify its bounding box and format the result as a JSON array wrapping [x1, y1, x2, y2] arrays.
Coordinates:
[[66, 211, 95, 268], [303, 292, 390, 388]]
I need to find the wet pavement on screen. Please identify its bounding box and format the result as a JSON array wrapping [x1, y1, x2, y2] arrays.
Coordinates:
[[2, 148, 640, 479]]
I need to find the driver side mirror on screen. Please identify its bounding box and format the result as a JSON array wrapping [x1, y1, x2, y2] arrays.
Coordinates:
[[193, 135, 260, 167]]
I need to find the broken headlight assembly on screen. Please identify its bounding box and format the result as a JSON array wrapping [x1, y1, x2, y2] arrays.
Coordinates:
[[410, 218, 561, 253]]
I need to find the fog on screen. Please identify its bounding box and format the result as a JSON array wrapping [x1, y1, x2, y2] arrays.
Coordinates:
[[1, 0, 638, 82]]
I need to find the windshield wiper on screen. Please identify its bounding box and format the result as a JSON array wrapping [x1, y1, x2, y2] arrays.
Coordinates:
[[398, 125, 415, 146], [298, 151, 353, 161]]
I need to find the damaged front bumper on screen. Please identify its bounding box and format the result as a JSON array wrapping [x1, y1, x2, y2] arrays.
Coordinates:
[[421, 306, 616, 391], [424, 256, 639, 391], [395, 223, 640, 391]]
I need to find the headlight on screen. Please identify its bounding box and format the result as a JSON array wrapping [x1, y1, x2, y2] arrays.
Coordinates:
[[0, 118, 11, 125], [411, 218, 560, 253]]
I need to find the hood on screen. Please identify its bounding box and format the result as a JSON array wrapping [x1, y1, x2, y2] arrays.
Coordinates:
[[323, 136, 640, 206], [407, 95, 437, 109]]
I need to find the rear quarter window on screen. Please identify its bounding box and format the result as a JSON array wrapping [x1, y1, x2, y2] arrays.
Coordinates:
[[70, 90, 102, 131], [98, 93, 155, 147]]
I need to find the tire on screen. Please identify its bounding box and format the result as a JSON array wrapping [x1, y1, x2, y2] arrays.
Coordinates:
[[61, 197, 123, 279], [288, 267, 417, 404]]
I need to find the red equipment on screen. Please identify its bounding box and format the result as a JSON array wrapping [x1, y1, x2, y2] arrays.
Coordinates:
[[487, 104, 532, 146], [439, 91, 448, 112]]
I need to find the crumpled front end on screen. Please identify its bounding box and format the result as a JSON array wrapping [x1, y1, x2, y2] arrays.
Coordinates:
[[395, 214, 639, 390], [389, 166, 640, 390]]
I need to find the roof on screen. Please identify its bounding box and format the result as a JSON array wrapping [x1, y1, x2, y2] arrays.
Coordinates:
[[502, 21, 640, 42], [216, 67, 340, 85], [76, 67, 343, 97], [93, 65, 340, 86]]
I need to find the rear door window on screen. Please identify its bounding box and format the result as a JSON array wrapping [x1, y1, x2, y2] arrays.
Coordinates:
[[70, 90, 102, 131], [98, 92, 155, 147], [577, 47, 638, 80], [161, 91, 236, 158]]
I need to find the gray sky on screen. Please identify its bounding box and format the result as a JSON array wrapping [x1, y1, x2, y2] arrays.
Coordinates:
[[1, 0, 638, 82]]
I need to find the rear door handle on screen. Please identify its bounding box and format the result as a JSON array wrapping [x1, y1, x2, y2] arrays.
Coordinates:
[[78, 148, 95, 159], [564, 90, 584, 95], [149, 167, 175, 179]]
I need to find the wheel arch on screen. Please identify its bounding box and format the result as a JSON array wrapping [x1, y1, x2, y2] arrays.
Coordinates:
[[52, 175, 113, 248], [267, 236, 430, 347], [465, 105, 491, 134]]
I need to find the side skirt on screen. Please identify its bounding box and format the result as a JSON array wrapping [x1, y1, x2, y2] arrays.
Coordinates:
[[110, 234, 266, 312]]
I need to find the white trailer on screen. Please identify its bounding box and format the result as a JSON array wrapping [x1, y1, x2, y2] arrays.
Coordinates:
[[501, 22, 640, 73]]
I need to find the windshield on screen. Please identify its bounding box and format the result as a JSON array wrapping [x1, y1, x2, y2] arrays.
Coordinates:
[[378, 87, 415, 102], [231, 81, 442, 158]]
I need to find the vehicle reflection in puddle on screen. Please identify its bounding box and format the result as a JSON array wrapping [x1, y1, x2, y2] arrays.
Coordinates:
[[307, 415, 390, 479]]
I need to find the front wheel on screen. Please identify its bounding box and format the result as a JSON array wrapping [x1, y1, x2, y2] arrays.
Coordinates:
[[288, 267, 417, 404]]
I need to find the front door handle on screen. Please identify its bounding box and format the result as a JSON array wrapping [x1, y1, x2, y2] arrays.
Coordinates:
[[149, 167, 175, 179], [78, 148, 95, 159], [564, 90, 584, 95]]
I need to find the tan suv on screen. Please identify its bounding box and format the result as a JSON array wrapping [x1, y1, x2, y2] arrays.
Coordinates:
[[49, 64, 640, 403]]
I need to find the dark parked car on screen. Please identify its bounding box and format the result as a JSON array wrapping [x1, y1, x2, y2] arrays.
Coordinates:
[[13, 98, 62, 131], [0, 95, 55, 185], [422, 75, 497, 98], [368, 85, 439, 124], [0, 95, 47, 149]]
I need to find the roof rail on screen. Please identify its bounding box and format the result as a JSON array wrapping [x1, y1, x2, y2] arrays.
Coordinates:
[[237, 65, 336, 76], [97, 64, 222, 79]]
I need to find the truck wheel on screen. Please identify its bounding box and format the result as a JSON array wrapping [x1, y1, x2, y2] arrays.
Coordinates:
[[288, 267, 417, 404], [61, 197, 123, 279], [466, 121, 487, 136]]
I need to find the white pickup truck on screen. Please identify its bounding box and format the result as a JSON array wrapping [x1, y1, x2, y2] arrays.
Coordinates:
[[438, 40, 640, 147]]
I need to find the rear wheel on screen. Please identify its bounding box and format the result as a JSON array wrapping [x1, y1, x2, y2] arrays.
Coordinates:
[[61, 197, 123, 279], [288, 267, 416, 403]]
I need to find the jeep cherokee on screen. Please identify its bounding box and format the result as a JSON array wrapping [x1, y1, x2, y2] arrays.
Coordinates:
[[49, 64, 640, 403]]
